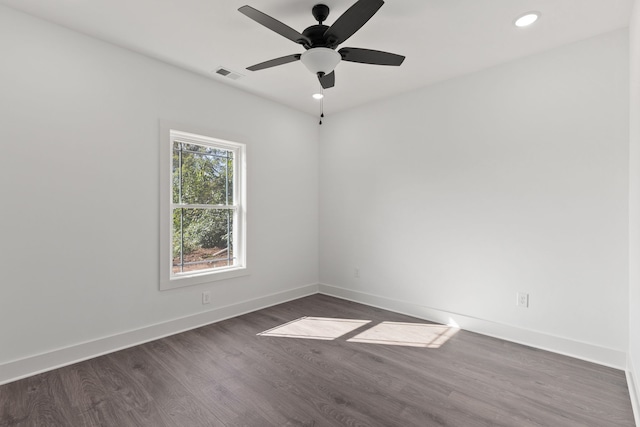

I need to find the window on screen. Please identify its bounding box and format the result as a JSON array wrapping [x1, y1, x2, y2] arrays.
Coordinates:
[[160, 127, 246, 290]]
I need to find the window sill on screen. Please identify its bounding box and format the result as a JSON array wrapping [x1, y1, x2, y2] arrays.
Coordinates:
[[160, 266, 250, 291]]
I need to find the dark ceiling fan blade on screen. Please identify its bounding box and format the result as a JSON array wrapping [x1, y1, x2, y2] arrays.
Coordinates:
[[338, 47, 405, 66], [323, 0, 384, 48], [239, 5, 311, 46], [247, 54, 301, 71], [319, 71, 335, 89]]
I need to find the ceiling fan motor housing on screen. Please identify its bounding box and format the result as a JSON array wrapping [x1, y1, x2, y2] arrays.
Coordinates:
[[302, 25, 330, 48]]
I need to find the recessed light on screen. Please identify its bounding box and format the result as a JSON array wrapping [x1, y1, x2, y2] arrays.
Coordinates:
[[515, 11, 540, 27], [312, 93, 324, 100]]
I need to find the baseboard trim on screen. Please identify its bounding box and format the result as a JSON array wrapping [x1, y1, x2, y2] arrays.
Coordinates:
[[628, 355, 640, 426], [319, 283, 626, 370], [1, 283, 628, 386], [0, 283, 319, 386]]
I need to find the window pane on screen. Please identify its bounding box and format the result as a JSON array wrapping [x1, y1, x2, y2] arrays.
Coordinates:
[[172, 208, 234, 274], [172, 142, 233, 205]]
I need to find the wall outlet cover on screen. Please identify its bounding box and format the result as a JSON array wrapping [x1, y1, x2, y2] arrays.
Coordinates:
[[202, 291, 211, 305], [517, 292, 529, 308]]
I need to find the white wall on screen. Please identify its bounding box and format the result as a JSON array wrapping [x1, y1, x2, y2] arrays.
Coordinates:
[[628, 0, 640, 420], [0, 5, 319, 379], [320, 30, 630, 367]]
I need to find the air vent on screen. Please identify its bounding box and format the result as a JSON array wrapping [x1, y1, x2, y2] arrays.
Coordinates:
[[214, 67, 244, 80]]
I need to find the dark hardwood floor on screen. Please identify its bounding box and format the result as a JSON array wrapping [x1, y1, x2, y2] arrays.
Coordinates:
[[0, 294, 635, 426]]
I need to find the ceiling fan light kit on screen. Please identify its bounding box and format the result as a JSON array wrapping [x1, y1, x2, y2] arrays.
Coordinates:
[[238, 0, 405, 92], [300, 48, 342, 76]]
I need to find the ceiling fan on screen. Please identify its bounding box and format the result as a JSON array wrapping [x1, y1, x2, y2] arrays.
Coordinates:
[[238, 0, 405, 90]]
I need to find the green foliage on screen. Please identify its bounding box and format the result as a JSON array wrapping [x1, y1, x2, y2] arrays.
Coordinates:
[[172, 143, 234, 259]]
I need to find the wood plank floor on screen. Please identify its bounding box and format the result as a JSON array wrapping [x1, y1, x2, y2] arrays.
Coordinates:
[[0, 294, 635, 426]]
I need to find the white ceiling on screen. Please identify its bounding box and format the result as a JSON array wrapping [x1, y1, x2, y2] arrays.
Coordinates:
[[1, 0, 633, 116]]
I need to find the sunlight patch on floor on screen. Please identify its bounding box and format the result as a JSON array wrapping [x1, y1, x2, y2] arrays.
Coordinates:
[[258, 317, 459, 348], [347, 321, 459, 348], [258, 317, 371, 340]]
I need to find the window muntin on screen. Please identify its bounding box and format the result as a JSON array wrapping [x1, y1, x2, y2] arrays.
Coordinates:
[[161, 127, 246, 290]]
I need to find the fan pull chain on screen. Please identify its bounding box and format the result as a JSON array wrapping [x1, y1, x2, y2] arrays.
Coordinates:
[[319, 88, 324, 125]]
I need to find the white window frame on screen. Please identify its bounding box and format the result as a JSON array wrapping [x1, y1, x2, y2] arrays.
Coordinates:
[[160, 125, 247, 290]]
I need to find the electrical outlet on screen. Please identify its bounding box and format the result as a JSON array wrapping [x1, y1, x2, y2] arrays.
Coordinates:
[[354, 268, 360, 278], [516, 292, 529, 308], [202, 291, 211, 305]]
